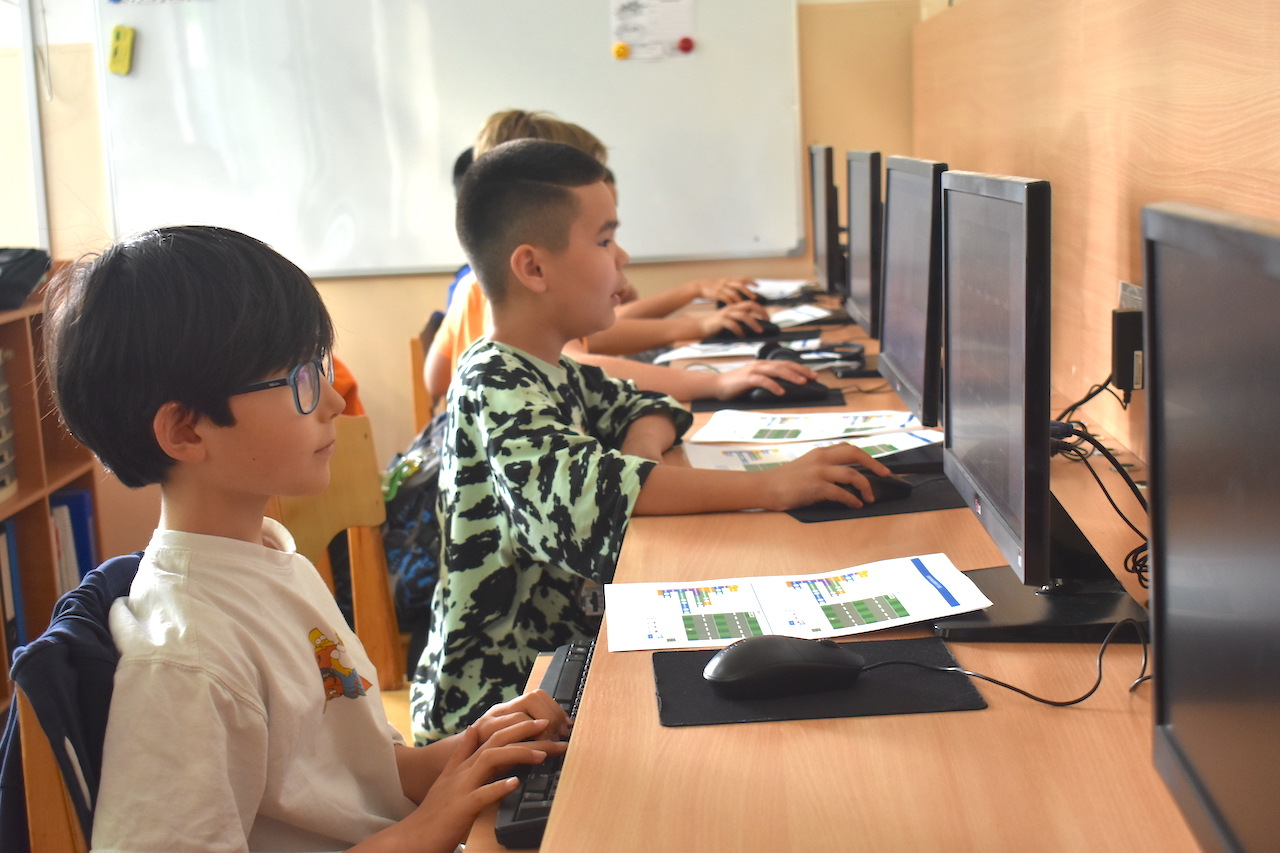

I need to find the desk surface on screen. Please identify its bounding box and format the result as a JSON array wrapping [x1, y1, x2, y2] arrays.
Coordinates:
[[468, 319, 1198, 853]]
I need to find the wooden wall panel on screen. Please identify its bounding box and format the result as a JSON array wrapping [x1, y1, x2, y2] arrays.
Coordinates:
[[913, 0, 1280, 456]]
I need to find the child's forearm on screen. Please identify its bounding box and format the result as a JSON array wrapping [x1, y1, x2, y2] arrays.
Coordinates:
[[395, 738, 459, 804], [585, 315, 703, 355], [614, 280, 699, 319], [573, 352, 720, 400], [633, 466, 775, 515], [633, 444, 894, 515]]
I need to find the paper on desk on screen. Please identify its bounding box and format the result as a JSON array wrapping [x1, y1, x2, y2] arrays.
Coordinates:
[[769, 305, 832, 327], [653, 337, 823, 364], [688, 410, 921, 443], [681, 430, 943, 471], [604, 553, 992, 651], [750, 278, 818, 300]]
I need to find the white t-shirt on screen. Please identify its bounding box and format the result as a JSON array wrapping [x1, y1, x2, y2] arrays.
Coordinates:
[[92, 520, 414, 853]]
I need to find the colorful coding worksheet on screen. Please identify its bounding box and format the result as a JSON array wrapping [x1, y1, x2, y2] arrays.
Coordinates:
[[604, 553, 992, 652]]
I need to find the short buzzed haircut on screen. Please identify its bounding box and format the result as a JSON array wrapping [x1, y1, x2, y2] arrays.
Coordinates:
[[456, 138, 608, 303]]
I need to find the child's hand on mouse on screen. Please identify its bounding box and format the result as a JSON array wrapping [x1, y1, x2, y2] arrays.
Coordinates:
[[756, 443, 891, 510], [698, 300, 770, 338], [689, 277, 757, 304], [711, 360, 818, 399]]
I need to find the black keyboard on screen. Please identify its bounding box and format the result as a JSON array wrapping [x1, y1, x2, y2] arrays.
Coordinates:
[[493, 641, 595, 849]]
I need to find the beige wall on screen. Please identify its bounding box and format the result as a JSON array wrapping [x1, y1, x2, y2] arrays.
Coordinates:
[[913, 0, 1280, 456], [21, 2, 918, 553]]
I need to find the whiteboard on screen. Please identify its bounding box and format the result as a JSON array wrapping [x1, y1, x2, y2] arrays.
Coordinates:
[[95, 0, 803, 278]]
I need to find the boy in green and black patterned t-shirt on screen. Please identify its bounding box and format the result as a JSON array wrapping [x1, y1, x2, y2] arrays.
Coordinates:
[[411, 139, 891, 744]]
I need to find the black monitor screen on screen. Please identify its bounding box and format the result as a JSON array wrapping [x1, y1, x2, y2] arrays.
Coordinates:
[[809, 145, 843, 294], [844, 151, 881, 336], [878, 157, 946, 426], [1145, 202, 1280, 853], [941, 171, 1051, 585]]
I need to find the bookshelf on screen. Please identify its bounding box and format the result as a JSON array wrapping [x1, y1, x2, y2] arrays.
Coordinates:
[[0, 287, 101, 708]]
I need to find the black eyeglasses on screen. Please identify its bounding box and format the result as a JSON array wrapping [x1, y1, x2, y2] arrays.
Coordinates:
[[232, 351, 334, 415]]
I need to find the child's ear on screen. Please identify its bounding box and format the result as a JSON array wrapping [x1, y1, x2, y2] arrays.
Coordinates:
[[153, 401, 207, 463], [509, 244, 549, 295]]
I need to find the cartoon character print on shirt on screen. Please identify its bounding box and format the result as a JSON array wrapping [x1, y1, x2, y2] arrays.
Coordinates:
[[310, 627, 372, 704]]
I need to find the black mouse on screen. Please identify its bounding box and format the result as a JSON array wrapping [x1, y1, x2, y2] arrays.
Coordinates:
[[702, 635, 865, 699], [843, 468, 914, 503], [739, 378, 832, 405], [703, 319, 784, 342], [759, 343, 805, 363], [715, 292, 765, 308]]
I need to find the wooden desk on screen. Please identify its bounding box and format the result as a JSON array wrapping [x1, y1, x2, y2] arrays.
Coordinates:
[[469, 323, 1197, 852]]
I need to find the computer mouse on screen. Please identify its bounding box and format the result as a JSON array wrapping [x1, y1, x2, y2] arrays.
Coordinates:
[[715, 292, 765, 309], [759, 343, 805, 363], [739, 378, 832, 405], [702, 635, 865, 699], [704, 319, 784, 342], [842, 468, 914, 503]]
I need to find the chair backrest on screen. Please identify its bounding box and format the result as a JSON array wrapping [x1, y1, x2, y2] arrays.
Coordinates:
[[17, 687, 87, 853], [411, 311, 444, 433], [269, 415, 403, 690], [0, 553, 140, 853]]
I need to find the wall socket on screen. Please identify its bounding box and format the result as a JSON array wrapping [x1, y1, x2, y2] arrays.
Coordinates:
[[1113, 281, 1144, 392]]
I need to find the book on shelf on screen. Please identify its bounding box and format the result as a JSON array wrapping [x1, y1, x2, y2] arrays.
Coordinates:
[[1, 518, 25, 650], [52, 504, 80, 594], [50, 488, 97, 583]]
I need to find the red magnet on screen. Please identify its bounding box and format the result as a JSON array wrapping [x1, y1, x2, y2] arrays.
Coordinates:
[[678, 37, 695, 53]]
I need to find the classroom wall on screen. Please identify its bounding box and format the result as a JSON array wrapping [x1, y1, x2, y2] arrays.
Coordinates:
[[913, 0, 1280, 457], [17, 0, 918, 554]]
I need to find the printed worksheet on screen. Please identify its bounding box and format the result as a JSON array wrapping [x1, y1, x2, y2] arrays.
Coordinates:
[[604, 553, 992, 651], [770, 305, 833, 327], [681, 430, 943, 471], [653, 337, 824, 364], [688, 410, 921, 443]]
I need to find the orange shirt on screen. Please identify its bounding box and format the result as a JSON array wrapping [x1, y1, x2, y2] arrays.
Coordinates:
[[332, 356, 365, 416], [432, 271, 589, 381]]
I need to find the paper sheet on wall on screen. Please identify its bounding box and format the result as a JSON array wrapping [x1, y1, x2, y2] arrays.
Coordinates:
[[688, 410, 921, 443], [681, 430, 943, 471], [604, 553, 992, 651]]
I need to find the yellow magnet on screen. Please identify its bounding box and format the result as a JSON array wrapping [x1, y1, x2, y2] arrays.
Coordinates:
[[109, 25, 135, 75]]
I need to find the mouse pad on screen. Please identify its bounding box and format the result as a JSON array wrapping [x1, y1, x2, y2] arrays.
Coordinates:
[[652, 636, 986, 727], [786, 472, 966, 523], [689, 385, 845, 413]]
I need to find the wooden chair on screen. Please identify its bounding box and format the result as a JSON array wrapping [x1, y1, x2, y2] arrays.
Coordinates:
[[411, 311, 444, 432], [17, 687, 89, 853], [267, 415, 403, 690]]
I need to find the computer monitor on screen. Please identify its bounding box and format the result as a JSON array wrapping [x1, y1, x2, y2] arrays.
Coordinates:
[[877, 156, 947, 428], [809, 144, 844, 294], [931, 171, 1146, 642], [844, 151, 881, 336], [1144, 202, 1280, 853]]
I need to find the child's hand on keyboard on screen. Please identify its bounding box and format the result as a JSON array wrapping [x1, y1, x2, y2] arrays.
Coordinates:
[[475, 688, 572, 742], [400, 719, 562, 853]]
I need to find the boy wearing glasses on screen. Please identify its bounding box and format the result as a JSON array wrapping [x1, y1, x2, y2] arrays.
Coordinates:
[[44, 226, 568, 853]]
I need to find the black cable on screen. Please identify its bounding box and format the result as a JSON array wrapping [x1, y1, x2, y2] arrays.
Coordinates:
[[1057, 374, 1117, 421], [1061, 426, 1148, 513], [862, 618, 1149, 707]]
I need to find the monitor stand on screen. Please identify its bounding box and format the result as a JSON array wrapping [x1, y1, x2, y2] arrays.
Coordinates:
[[833, 352, 881, 379], [879, 442, 943, 474], [932, 494, 1148, 642]]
